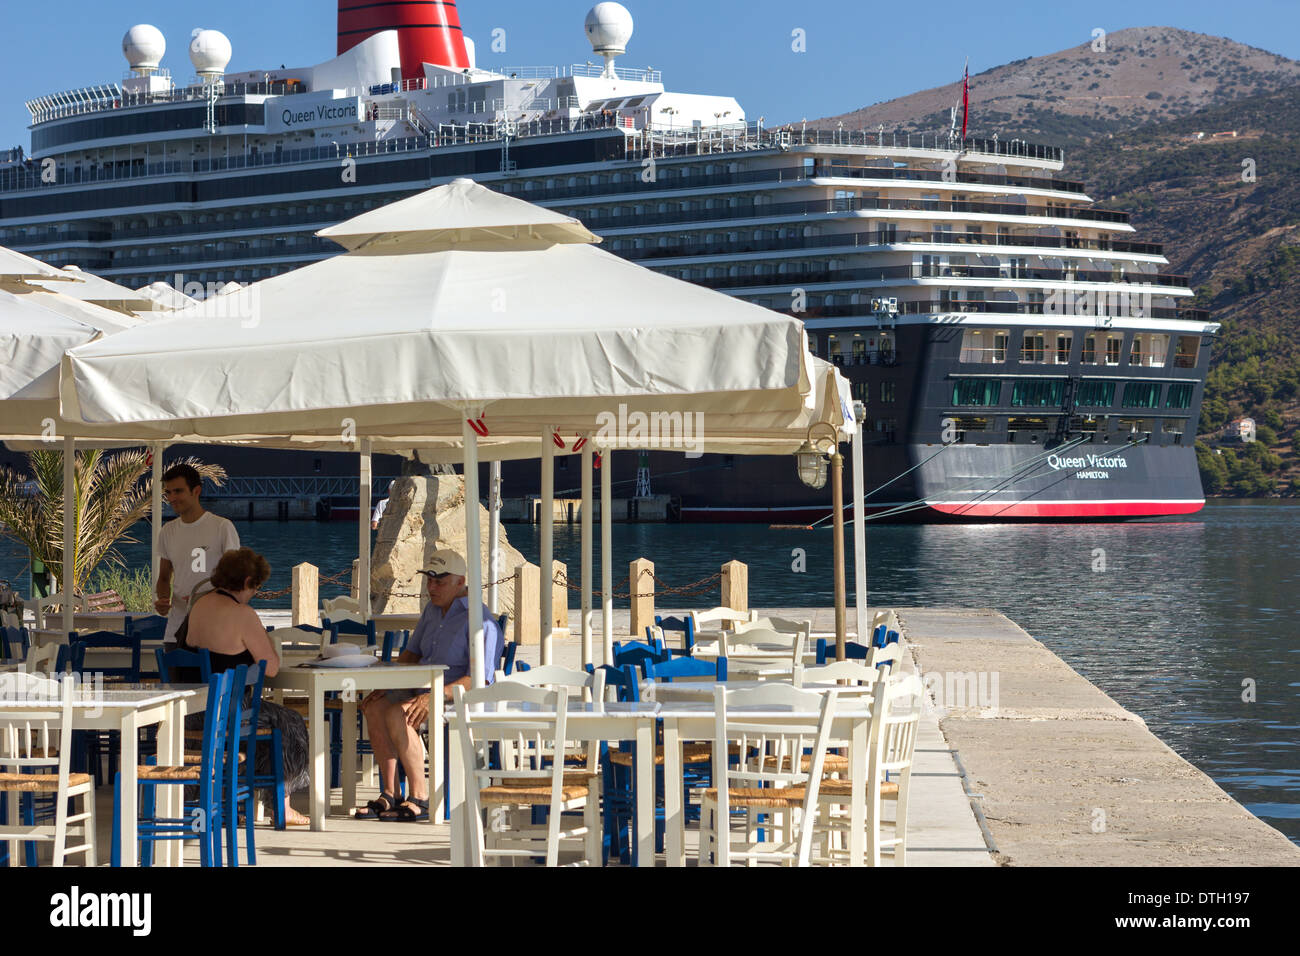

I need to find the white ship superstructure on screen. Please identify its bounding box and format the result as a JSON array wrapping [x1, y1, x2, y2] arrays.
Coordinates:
[[0, 2, 1217, 520]]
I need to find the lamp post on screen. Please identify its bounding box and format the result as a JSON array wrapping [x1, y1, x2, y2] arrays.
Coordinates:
[[796, 422, 847, 660]]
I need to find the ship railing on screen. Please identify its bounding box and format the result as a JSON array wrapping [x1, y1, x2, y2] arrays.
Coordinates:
[[499, 64, 662, 83], [615, 228, 1164, 262], [575, 194, 1129, 230], [782, 301, 1208, 322]]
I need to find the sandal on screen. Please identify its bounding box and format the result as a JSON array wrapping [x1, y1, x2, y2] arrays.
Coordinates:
[[380, 797, 430, 822], [353, 792, 400, 820]]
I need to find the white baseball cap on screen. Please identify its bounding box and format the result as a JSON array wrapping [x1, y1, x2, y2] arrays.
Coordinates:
[[417, 550, 468, 578]]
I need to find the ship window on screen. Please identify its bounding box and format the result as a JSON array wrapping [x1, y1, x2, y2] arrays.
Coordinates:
[[952, 379, 1001, 406], [1082, 333, 1097, 364], [1174, 335, 1200, 368], [1011, 380, 1065, 407], [1165, 383, 1194, 409], [1019, 331, 1047, 363], [959, 328, 1009, 363], [1075, 381, 1115, 407], [880, 381, 896, 403], [1130, 333, 1169, 368], [1054, 333, 1073, 364], [1122, 382, 1162, 408], [1106, 334, 1123, 365], [851, 381, 868, 402]]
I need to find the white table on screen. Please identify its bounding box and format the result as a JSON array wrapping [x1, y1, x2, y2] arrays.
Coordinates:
[[0, 682, 203, 868], [446, 700, 659, 867], [266, 662, 445, 830], [652, 693, 876, 867]]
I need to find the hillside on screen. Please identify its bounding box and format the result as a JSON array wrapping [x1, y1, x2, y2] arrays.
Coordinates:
[[807, 31, 1300, 496], [1068, 87, 1300, 495], [809, 26, 1300, 146]]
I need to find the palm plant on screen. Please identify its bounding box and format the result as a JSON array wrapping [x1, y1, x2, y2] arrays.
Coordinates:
[[0, 448, 226, 599]]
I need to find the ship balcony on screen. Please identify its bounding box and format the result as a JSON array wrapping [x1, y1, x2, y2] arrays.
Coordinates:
[[501, 161, 1088, 206], [577, 194, 1131, 234], [616, 227, 1165, 265], [687, 263, 1189, 292], [783, 299, 1210, 323]]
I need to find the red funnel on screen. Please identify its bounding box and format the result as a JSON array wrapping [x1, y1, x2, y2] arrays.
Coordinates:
[[338, 0, 471, 79]]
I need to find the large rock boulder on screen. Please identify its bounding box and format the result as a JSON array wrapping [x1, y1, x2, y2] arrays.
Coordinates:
[[370, 475, 527, 620]]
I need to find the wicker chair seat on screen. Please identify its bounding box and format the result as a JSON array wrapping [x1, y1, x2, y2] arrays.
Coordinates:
[[0, 771, 92, 792], [609, 743, 715, 767], [480, 772, 598, 805]]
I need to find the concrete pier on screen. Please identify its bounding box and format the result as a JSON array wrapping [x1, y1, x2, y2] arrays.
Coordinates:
[[897, 607, 1300, 866]]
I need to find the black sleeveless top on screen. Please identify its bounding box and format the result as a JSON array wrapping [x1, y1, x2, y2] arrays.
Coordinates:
[[174, 589, 257, 682]]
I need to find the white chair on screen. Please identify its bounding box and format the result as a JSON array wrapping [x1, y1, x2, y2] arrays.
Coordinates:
[[27, 593, 84, 631], [452, 683, 601, 866], [687, 606, 757, 651], [321, 597, 363, 622], [698, 682, 839, 867], [23, 642, 61, 675], [0, 674, 96, 867], [737, 616, 811, 637], [719, 627, 807, 681], [266, 626, 330, 657], [867, 641, 905, 674], [495, 665, 605, 705], [797, 660, 884, 699], [813, 672, 923, 866]]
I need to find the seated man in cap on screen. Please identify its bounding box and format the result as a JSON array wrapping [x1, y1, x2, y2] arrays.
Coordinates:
[[355, 549, 502, 822]]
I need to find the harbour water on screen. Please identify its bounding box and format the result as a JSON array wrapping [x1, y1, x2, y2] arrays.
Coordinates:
[[2, 499, 1296, 843]]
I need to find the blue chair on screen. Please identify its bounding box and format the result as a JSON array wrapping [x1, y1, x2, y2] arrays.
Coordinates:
[[814, 638, 870, 666], [645, 655, 728, 683], [871, 624, 890, 648], [71, 632, 144, 783], [0, 625, 29, 663], [70, 631, 142, 682], [653, 615, 696, 656], [227, 660, 282, 862], [380, 629, 410, 663], [326, 618, 377, 647], [885, 628, 900, 646], [124, 615, 168, 642], [155, 646, 213, 683], [113, 667, 241, 867], [610, 639, 670, 678]]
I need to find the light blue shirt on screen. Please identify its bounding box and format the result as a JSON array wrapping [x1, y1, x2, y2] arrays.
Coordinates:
[[408, 596, 502, 684]]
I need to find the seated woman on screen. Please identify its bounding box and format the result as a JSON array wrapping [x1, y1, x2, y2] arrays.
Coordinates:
[[178, 547, 310, 827]]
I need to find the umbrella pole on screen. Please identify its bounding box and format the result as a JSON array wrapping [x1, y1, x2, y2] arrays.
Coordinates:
[[359, 440, 372, 619], [488, 461, 501, 615], [601, 449, 613, 666], [581, 444, 593, 668], [540, 429, 554, 666], [462, 421, 485, 688], [62, 435, 75, 636], [832, 450, 846, 661], [851, 407, 867, 644], [151, 442, 164, 601]]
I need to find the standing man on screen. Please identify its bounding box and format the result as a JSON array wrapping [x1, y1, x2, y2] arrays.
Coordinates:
[[155, 464, 240, 645]]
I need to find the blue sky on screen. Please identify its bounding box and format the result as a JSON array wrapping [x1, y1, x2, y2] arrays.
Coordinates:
[[3, 0, 1299, 150]]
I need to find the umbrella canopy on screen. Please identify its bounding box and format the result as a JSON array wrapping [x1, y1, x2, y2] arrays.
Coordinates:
[[135, 281, 200, 312], [317, 177, 599, 251], [29, 266, 157, 317], [0, 246, 69, 285], [61, 179, 813, 440]]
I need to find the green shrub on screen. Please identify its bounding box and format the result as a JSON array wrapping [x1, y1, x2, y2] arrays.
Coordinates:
[[89, 567, 154, 614]]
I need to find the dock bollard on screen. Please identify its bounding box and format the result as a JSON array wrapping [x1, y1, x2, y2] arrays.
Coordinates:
[[292, 563, 320, 628], [720, 560, 748, 629], [629, 558, 654, 639]]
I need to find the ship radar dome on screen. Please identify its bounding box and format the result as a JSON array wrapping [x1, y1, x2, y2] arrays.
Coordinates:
[[122, 24, 166, 74], [189, 28, 232, 81], [585, 3, 633, 78]]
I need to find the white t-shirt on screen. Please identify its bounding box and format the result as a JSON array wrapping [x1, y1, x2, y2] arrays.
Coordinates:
[[159, 511, 240, 641], [372, 498, 389, 523]]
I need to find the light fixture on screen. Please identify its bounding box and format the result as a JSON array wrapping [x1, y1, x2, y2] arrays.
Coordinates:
[[795, 440, 827, 489]]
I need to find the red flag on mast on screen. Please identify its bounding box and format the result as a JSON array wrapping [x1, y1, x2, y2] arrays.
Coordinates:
[[961, 58, 970, 139]]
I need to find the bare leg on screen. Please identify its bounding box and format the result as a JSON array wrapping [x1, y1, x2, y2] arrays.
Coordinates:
[[388, 701, 429, 802], [361, 696, 401, 798]]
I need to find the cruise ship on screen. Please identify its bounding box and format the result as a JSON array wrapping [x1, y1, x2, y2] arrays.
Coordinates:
[[0, 1, 1218, 521]]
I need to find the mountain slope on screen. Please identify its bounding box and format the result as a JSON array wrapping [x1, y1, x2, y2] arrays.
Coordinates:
[[808, 27, 1300, 145]]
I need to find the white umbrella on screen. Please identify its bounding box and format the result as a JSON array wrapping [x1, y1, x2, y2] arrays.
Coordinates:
[[60, 178, 818, 685]]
